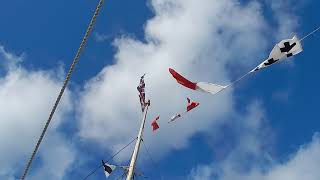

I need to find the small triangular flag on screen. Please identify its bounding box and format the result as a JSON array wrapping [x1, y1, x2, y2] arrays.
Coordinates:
[[102, 160, 116, 178], [151, 116, 160, 132]]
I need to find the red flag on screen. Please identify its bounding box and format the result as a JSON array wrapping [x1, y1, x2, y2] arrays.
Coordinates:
[[151, 116, 160, 132], [186, 98, 199, 112]]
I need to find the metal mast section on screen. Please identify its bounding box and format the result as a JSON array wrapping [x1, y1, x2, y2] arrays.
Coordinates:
[[126, 99, 150, 180]]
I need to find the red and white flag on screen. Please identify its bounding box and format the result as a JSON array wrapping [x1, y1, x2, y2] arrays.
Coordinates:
[[168, 98, 200, 123], [151, 115, 160, 132], [169, 68, 226, 95], [186, 98, 199, 112]]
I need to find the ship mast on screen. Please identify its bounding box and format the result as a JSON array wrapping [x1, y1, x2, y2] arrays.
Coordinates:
[[126, 100, 150, 180]]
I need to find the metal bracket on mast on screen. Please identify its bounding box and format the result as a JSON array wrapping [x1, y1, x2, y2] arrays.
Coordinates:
[[126, 100, 150, 180]]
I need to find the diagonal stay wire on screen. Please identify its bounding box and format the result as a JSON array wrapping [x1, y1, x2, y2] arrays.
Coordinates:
[[116, 172, 127, 180], [82, 137, 137, 180], [20, 0, 105, 179], [141, 140, 164, 179], [141, 140, 158, 169]]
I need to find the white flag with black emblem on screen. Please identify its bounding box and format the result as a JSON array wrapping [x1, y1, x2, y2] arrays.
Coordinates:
[[102, 160, 116, 178], [252, 35, 303, 72]]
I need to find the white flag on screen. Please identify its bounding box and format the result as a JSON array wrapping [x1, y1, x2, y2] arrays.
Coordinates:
[[102, 160, 116, 178], [252, 35, 303, 72], [168, 113, 181, 123]]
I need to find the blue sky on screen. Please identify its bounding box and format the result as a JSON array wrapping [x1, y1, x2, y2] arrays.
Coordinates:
[[0, 0, 320, 180]]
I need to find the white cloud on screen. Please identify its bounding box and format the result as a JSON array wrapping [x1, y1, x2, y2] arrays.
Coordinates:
[[0, 46, 24, 72], [0, 47, 76, 179], [29, 134, 76, 180], [189, 101, 273, 180], [0, 46, 23, 63], [265, 134, 320, 180], [272, 89, 290, 103], [190, 133, 320, 180], [77, 0, 288, 162], [189, 99, 320, 180], [94, 32, 112, 42], [267, 0, 299, 39]]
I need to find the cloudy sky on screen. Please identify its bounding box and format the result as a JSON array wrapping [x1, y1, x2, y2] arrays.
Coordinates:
[[0, 0, 319, 179]]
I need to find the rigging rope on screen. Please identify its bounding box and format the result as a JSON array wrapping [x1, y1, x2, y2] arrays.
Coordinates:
[[141, 140, 164, 180], [141, 140, 158, 170], [82, 137, 137, 180], [300, 25, 320, 42], [20, 0, 105, 179], [115, 172, 128, 180]]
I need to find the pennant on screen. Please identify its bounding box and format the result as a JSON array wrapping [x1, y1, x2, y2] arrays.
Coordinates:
[[169, 68, 226, 95], [196, 82, 226, 94], [169, 68, 197, 90], [168, 113, 181, 123], [252, 35, 303, 72], [102, 160, 116, 178], [137, 74, 146, 112], [151, 116, 160, 131], [186, 98, 199, 112]]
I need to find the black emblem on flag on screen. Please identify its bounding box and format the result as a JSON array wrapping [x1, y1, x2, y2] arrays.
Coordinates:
[[280, 42, 296, 53], [102, 160, 113, 174], [264, 58, 279, 66]]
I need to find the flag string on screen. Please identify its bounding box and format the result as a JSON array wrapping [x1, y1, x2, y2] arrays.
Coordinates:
[[300, 25, 320, 42], [225, 71, 252, 89], [224, 25, 320, 91]]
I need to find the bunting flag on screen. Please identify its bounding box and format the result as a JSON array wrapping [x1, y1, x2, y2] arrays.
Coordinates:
[[168, 113, 182, 123], [102, 160, 116, 178], [187, 98, 199, 112], [169, 36, 304, 95], [169, 68, 226, 95], [151, 115, 160, 131], [252, 35, 303, 72], [168, 98, 200, 123], [137, 74, 146, 112]]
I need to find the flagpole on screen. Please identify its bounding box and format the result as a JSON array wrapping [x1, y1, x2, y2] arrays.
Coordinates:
[[126, 100, 150, 180]]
